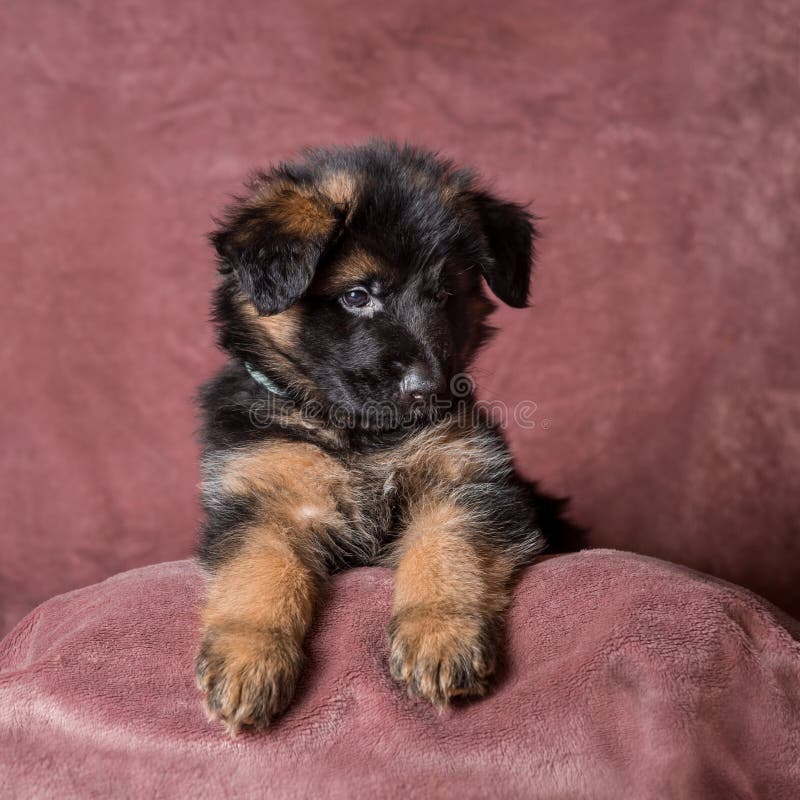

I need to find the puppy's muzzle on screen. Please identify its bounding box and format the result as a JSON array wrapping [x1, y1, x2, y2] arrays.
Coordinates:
[[399, 366, 439, 405]]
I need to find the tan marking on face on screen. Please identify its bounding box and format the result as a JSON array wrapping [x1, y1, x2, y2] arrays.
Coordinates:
[[243, 178, 337, 242], [236, 291, 303, 348], [227, 298, 346, 440], [257, 306, 302, 352], [267, 188, 336, 239], [311, 247, 382, 295]]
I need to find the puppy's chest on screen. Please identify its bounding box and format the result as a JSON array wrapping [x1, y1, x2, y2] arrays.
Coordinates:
[[341, 456, 411, 543], [214, 421, 499, 565], [340, 426, 487, 541]]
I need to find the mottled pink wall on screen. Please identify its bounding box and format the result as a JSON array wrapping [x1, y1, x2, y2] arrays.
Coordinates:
[[1, 0, 798, 633]]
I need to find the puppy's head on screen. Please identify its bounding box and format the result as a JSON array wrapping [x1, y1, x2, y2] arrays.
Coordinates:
[[211, 142, 537, 427]]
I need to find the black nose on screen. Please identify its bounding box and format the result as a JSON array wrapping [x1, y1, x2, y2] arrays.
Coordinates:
[[399, 366, 438, 403]]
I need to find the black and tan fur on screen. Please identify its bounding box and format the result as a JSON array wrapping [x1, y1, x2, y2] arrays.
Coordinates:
[[195, 141, 582, 734]]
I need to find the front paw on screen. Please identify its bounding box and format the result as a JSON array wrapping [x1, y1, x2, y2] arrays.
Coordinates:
[[195, 623, 302, 735], [388, 605, 498, 707]]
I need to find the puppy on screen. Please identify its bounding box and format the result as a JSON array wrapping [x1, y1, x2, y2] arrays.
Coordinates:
[[195, 141, 580, 734]]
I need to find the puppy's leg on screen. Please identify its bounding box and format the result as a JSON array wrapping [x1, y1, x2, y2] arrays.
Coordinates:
[[388, 499, 516, 706], [196, 443, 347, 734], [196, 532, 322, 734]]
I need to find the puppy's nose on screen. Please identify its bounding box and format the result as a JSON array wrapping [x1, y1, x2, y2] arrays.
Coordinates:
[[399, 366, 438, 403]]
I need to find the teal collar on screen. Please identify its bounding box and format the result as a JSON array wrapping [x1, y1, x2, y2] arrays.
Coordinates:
[[244, 362, 290, 398]]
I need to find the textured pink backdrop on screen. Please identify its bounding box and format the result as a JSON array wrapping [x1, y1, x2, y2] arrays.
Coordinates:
[[1, 0, 798, 634]]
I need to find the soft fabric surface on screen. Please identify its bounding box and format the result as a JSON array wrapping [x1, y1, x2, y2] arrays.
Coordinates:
[[1, 1, 798, 633], [1, 550, 799, 799]]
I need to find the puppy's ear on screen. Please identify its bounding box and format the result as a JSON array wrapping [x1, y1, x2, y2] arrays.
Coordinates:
[[211, 177, 345, 315], [470, 190, 537, 308]]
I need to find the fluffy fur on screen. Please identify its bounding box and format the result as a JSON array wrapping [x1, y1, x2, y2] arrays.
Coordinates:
[[195, 141, 582, 734]]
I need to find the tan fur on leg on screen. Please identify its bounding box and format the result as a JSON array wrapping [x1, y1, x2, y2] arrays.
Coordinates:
[[389, 500, 515, 706], [196, 534, 321, 735]]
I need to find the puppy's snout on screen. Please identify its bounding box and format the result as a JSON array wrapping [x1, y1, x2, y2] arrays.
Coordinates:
[[399, 366, 438, 403]]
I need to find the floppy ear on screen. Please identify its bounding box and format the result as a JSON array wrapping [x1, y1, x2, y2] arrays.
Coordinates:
[[211, 177, 344, 315], [470, 190, 537, 308]]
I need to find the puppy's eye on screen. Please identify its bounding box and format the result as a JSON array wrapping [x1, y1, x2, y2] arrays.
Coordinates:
[[341, 287, 371, 308]]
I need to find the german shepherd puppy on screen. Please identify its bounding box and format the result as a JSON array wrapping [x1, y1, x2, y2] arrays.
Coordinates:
[[195, 141, 580, 734]]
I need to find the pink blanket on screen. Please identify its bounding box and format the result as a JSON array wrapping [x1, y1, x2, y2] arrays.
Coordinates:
[[1, 550, 799, 798]]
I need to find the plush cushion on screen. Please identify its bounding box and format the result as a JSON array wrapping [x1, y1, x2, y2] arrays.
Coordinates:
[[1, 550, 799, 798]]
